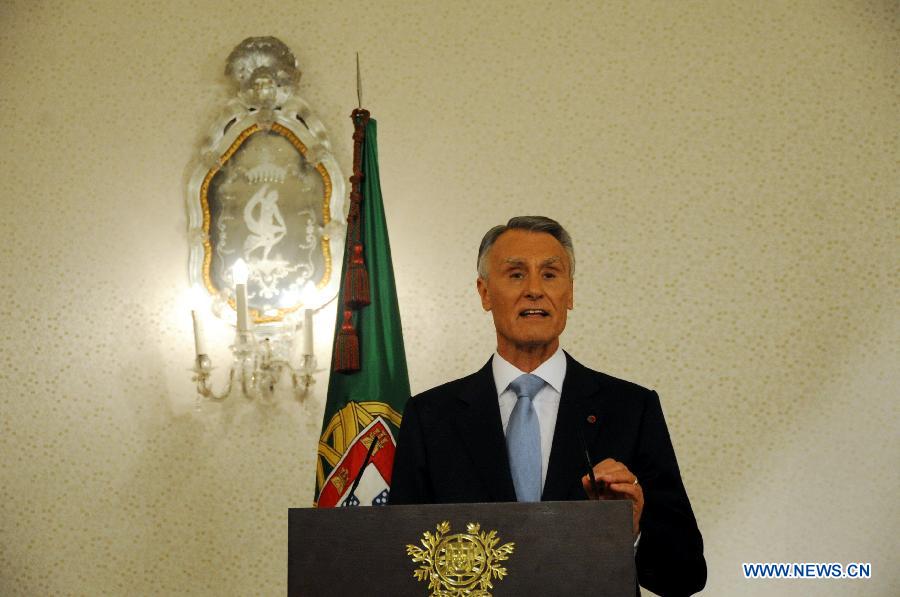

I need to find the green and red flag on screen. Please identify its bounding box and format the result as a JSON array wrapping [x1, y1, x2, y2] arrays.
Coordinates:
[[314, 109, 411, 507]]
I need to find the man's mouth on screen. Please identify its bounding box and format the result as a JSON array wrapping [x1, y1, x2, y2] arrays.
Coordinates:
[[519, 309, 549, 318]]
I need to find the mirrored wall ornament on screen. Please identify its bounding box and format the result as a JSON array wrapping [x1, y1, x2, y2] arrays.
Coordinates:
[[186, 37, 345, 402]]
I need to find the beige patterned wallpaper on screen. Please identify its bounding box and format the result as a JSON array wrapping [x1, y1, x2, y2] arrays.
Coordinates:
[[1, 1, 897, 595]]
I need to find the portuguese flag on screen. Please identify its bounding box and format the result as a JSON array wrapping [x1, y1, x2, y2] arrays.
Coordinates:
[[314, 110, 411, 508]]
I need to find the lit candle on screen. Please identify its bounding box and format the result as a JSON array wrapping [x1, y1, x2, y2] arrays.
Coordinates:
[[191, 310, 207, 356], [236, 284, 250, 332], [302, 309, 314, 356], [233, 259, 251, 332]]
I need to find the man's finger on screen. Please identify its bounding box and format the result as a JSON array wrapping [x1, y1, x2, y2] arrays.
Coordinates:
[[581, 474, 607, 499], [599, 472, 638, 486], [607, 482, 642, 500]]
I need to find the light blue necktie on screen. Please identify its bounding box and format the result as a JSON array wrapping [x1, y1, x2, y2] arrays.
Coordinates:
[[506, 373, 545, 502]]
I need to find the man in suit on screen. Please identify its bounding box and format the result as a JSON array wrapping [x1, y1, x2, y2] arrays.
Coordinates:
[[389, 216, 706, 596]]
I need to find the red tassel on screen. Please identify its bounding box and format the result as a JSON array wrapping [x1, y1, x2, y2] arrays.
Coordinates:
[[344, 243, 371, 308], [333, 310, 360, 373]]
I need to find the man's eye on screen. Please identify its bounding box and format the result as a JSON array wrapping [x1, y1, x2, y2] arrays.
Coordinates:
[[509, 272, 524, 279], [543, 272, 557, 279]]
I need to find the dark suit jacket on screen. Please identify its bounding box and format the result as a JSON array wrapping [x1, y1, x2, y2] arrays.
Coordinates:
[[389, 352, 706, 596]]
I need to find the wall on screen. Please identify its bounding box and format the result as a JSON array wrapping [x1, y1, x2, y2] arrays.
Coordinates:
[[1, 1, 897, 595]]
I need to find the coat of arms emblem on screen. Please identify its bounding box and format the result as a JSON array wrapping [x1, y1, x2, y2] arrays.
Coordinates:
[[407, 521, 515, 597]]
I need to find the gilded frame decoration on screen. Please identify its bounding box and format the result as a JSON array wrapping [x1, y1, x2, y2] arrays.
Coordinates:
[[186, 37, 346, 327]]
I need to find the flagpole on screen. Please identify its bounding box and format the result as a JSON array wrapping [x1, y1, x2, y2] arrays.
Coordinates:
[[356, 52, 362, 109]]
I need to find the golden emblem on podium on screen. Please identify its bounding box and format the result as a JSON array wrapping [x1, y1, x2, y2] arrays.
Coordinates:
[[407, 521, 515, 596]]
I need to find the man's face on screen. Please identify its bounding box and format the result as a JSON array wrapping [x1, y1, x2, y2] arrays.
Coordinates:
[[477, 229, 574, 355]]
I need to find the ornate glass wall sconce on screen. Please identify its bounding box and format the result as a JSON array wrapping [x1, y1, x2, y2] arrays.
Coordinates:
[[185, 37, 345, 404]]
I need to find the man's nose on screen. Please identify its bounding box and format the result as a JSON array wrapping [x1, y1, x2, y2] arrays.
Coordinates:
[[524, 274, 544, 299]]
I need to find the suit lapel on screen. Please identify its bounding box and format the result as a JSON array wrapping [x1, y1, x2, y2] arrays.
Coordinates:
[[453, 358, 517, 502], [542, 353, 607, 500]]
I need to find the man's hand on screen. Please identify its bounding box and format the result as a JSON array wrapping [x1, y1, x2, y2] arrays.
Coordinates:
[[581, 458, 643, 537]]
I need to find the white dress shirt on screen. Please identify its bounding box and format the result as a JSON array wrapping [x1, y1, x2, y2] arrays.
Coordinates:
[[493, 347, 566, 490]]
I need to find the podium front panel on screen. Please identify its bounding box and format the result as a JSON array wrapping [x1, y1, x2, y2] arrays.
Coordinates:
[[289, 500, 635, 596]]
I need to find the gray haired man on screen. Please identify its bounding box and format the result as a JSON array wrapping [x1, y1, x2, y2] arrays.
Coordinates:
[[390, 216, 706, 596]]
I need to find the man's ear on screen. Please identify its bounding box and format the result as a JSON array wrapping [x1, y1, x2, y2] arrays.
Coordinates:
[[476, 277, 491, 311], [567, 279, 574, 310]]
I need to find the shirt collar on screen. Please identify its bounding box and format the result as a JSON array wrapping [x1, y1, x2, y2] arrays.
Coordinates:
[[491, 347, 567, 396]]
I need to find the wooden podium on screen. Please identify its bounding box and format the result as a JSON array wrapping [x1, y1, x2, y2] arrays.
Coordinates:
[[288, 500, 636, 596]]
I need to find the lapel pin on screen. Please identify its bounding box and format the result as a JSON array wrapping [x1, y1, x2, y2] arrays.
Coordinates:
[[586, 415, 597, 424]]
